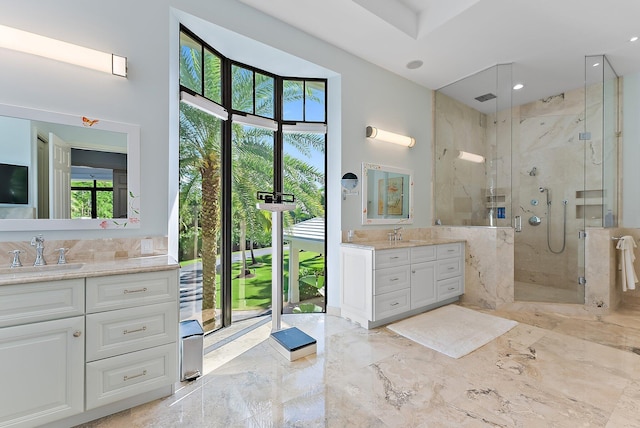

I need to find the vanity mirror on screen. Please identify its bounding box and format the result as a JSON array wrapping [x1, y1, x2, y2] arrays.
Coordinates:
[[362, 162, 413, 225], [0, 103, 140, 231]]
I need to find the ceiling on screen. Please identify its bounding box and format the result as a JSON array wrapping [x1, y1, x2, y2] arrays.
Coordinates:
[[237, 0, 640, 111]]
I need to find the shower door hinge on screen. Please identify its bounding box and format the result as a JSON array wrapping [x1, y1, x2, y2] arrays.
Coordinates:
[[578, 276, 587, 285], [578, 230, 587, 239], [579, 132, 591, 140]]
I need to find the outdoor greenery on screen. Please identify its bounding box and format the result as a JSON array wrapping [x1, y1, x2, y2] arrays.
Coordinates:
[[178, 31, 325, 330], [70, 180, 114, 219], [179, 250, 324, 310]]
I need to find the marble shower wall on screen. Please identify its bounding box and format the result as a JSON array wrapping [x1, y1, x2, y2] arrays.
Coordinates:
[[433, 92, 489, 226], [513, 86, 603, 290], [432, 226, 514, 309]]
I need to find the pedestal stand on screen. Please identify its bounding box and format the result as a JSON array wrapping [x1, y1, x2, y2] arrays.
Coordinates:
[[257, 197, 316, 361]]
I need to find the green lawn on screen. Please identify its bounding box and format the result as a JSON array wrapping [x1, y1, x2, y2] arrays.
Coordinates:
[[181, 250, 324, 310]]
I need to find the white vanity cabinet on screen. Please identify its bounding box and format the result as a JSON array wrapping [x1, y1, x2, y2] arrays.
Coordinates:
[[0, 279, 85, 428], [341, 242, 464, 329], [0, 263, 179, 428], [85, 271, 178, 410]]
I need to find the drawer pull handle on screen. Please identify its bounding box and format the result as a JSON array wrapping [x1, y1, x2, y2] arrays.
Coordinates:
[[124, 287, 148, 294], [448, 287, 456, 291], [390, 256, 400, 260], [448, 267, 455, 271], [390, 302, 400, 306], [390, 277, 399, 281], [123, 326, 147, 335], [447, 249, 455, 253], [73, 330, 82, 338], [124, 370, 147, 382]]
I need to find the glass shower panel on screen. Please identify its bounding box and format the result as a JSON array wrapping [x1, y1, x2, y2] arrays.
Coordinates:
[[434, 65, 506, 226], [603, 58, 619, 227], [584, 54, 619, 228]]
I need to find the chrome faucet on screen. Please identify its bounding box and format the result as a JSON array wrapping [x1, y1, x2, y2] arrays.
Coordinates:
[[393, 226, 403, 242], [57, 248, 68, 265], [8, 250, 23, 268], [30, 234, 46, 266]]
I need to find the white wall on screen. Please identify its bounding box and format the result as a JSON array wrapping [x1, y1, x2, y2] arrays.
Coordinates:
[[0, 0, 432, 311], [0, 116, 31, 166]]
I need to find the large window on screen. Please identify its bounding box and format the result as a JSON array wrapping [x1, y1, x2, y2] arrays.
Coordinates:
[[178, 26, 327, 332]]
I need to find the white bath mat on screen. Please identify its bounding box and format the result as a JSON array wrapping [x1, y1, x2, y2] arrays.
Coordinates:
[[387, 305, 518, 358]]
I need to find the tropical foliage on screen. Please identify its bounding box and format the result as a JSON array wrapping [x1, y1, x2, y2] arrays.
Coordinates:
[[179, 30, 325, 331]]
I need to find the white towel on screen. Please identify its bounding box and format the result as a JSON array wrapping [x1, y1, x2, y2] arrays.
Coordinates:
[[616, 236, 638, 291]]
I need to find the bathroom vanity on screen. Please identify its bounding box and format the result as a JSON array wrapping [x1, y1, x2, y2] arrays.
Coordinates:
[[340, 240, 465, 329], [0, 256, 179, 428]]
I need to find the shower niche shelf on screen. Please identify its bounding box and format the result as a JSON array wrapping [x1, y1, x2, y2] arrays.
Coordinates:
[[483, 188, 507, 208], [575, 189, 603, 222]]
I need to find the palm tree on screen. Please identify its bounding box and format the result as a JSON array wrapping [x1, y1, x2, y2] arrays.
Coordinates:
[[179, 38, 325, 329], [179, 104, 221, 331]]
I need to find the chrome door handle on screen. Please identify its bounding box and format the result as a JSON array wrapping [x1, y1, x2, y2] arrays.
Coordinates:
[[514, 215, 522, 232]]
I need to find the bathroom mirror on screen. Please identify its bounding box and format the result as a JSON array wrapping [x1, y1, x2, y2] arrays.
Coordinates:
[[0, 103, 140, 231], [362, 162, 413, 225]]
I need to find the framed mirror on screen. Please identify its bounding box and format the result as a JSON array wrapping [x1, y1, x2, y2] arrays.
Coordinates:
[[0, 103, 140, 231], [362, 162, 413, 225]]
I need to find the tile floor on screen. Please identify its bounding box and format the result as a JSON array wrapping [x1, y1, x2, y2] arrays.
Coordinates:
[[76, 299, 640, 427]]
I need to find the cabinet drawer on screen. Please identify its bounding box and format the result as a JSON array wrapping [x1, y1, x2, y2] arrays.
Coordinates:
[[374, 266, 410, 295], [437, 243, 462, 259], [0, 279, 84, 328], [437, 258, 462, 280], [438, 276, 464, 301], [411, 245, 436, 263], [86, 342, 177, 410], [374, 248, 410, 269], [373, 288, 410, 321], [86, 270, 178, 313], [86, 302, 178, 362]]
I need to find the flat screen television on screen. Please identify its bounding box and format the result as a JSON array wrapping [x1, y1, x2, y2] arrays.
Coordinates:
[[0, 163, 29, 204]]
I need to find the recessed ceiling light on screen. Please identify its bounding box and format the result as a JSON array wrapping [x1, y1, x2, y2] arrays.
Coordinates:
[[631, 36, 639, 42], [513, 83, 524, 90], [406, 60, 423, 70]]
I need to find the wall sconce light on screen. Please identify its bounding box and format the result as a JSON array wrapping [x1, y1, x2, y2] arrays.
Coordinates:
[[0, 24, 127, 77], [457, 150, 485, 163], [341, 172, 359, 200], [366, 126, 415, 148]]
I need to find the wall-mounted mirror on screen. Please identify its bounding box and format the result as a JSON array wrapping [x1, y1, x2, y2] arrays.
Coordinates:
[[0, 103, 140, 231], [362, 162, 413, 225]]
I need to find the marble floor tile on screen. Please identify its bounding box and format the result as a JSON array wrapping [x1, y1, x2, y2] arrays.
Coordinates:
[[76, 307, 640, 428]]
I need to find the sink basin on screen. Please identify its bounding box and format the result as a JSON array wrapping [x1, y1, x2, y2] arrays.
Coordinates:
[[0, 263, 85, 276]]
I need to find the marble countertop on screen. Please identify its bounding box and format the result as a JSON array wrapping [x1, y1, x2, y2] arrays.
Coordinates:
[[0, 255, 179, 286], [341, 238, 465, 251]]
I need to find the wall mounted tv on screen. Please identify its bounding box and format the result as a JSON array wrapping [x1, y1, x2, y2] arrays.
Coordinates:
[[0, 163, 28, 204]]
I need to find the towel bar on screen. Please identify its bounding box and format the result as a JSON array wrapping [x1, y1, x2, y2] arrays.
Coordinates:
[[612, 236, 623, 241]]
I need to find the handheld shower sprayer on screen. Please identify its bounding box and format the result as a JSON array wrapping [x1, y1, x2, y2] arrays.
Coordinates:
[[539, 187, 550, 205]]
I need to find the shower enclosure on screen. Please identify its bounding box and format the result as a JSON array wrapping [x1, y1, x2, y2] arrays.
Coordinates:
[[434, 58, 619, 305]]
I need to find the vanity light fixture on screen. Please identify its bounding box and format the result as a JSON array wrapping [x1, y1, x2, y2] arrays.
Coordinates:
[[0, 24, 127, 77], [366, 126, 415, 148], [513, 83, 524, 90], [457, 150, 485, 163]]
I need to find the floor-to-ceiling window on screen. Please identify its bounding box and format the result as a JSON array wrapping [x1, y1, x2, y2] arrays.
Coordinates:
[[178, 27, 326, 333]]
